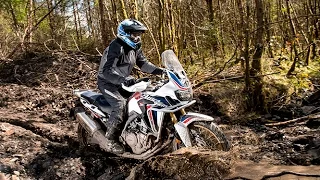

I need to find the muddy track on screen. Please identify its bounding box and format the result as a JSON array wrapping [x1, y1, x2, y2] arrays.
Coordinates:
[[0, 51, 319, 179], [0, 117, 75, 144]]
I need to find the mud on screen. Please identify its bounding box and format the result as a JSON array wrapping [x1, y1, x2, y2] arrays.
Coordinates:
[[0, 51, 319, 179]]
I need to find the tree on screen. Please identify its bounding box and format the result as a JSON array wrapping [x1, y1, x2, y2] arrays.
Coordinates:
[[249, 0, 266, 111], [98, 0, 108, 46]]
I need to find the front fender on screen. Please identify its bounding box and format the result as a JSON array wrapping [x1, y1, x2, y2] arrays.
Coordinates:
[[179, 112, 215, 126], [174, 112, 216, 147]]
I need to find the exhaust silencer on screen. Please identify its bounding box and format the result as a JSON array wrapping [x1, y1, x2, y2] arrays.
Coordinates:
[[76, 112, 101, 135], [75, 111, 110, 151]]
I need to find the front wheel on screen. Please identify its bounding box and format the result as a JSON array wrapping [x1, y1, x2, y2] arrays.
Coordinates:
[[173, 121, 230, 151]]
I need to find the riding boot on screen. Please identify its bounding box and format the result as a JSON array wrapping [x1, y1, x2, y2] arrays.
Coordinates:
[[105, 124, 124, 154]]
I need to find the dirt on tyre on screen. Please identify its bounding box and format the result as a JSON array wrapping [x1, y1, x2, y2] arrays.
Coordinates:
[[173, 121, 231, 151]]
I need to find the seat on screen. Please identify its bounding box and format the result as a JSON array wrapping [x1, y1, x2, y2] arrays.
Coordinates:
[[81, 91, 112, 114]]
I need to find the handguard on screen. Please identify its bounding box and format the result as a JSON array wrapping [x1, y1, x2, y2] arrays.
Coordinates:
[[122, 81, 151, 92]]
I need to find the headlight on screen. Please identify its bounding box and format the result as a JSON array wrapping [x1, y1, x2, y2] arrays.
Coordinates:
[[175, 90, 193, 101]]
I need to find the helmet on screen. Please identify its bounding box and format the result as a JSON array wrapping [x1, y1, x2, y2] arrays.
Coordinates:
[[117, 19, 147, 49]]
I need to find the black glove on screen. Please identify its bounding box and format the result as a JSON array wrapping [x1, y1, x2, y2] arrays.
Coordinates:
[[152, 68, 165, 75], [123, 76, 136, 86]]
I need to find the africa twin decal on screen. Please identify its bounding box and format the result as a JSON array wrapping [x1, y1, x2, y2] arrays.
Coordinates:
[[141, 94, 168, 108]]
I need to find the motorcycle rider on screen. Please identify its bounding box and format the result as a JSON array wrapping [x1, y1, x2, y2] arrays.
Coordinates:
[[97, 19, 164, 154]]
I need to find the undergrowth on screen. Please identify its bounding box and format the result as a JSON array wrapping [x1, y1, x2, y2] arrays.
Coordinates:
[[186, 52, 320, 121]]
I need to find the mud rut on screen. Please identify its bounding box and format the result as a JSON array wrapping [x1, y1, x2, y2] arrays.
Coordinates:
[[0, 51, 319, 180]]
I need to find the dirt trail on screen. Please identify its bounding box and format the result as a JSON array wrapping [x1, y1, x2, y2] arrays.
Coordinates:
[[0, 51, 319, 179], [227, 161, 320, 180]]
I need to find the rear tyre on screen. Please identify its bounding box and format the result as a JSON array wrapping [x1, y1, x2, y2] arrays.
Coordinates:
[[173, 121, 230, 151], [77, 123, 89, 147]]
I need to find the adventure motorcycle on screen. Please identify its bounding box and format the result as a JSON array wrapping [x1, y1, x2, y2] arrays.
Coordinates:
[[72, 50, 230, 159]]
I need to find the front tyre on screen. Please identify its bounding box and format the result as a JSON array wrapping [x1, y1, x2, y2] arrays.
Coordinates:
[[173, 121, 230, 151]]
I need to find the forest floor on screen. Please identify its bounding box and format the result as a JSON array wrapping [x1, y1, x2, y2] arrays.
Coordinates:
[[0, 51, 319, 180]]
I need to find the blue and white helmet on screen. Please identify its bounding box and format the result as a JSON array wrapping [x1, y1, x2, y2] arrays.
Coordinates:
[[117, 19, 147, 50]]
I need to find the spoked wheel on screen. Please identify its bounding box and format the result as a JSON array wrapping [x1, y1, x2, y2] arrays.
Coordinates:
[[173, 121, 230, 151]]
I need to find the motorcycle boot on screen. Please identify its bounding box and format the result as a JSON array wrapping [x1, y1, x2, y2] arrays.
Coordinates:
[[105, 123, 124, 154], [104, 107, 125, 154]]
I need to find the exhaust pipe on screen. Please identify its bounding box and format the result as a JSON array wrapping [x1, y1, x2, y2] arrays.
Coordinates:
[[76, 112, 101, 135], [75, 111, 110, 151]]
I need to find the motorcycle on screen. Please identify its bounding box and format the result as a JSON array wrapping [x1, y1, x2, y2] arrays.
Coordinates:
[[72, 50, 230, 160]]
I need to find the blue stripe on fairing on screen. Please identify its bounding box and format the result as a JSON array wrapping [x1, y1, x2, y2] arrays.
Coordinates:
[[153, 111, 157, 121], [169, 71, 185, 87], [154, 96, 170, 105], [180, 115, 191, 122]]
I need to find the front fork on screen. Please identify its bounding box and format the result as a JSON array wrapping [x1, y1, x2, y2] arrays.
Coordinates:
[[170, 109, 192, 147]]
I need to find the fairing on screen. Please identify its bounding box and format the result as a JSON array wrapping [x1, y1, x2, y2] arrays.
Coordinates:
[[161, 50, 192, 94]]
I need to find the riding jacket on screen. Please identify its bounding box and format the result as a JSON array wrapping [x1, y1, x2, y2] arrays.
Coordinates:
[[98, 38, 162, 90]]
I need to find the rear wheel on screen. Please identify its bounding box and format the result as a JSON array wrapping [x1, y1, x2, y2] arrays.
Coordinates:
[[173, 121, 230, 151], [77, 123, 89, 147]]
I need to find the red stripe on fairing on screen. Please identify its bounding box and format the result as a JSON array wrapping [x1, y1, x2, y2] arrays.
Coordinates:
[[183, 117, 193, 124], [172, 80, 188, 90], [147, 105, 156, 130], [90, 110, 101, 118], [133, 92, 141, 100]]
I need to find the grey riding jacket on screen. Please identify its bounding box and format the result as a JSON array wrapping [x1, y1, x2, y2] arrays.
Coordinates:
[[98, 38, 161, 90]]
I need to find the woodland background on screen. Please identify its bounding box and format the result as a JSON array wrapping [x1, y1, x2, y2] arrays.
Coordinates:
[[0, 0, 320, 115], [0, 0, 320, 179]]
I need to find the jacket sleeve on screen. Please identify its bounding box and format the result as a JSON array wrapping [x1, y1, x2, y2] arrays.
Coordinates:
[[101, 42, 125, 85], [136, 49, 162, 74]]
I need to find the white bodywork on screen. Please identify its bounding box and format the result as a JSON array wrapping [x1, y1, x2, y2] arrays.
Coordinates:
[[74, 50, 217, 149]]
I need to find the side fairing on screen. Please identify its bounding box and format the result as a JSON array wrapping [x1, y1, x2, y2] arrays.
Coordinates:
[[127, 92, 143, 114], [127, 92, 167, 134]]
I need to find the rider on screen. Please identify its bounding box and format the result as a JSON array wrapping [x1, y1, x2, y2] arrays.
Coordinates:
[[97, 19, 164, 154]]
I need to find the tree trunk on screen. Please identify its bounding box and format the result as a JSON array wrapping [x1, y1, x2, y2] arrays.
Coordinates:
[[105, 0, 116, 37], [111, 0, 119, 25], [158, 0, 165, 53], [177, 0, 183, 58], [218, 0, 225, 56], [7, 1, 19, 33], [85, 0, 94, 39], [165, 0, 173, 50], [286, 0, 299, 75], [119, 0, 128, 19], [205, 0, 214, 23], [168, 0, 177, 52], [236, 0, 245, 69], [244, 0, 250, 92], [309, 0, 318, 58], [27, 0, 34, 43], [130, 0, 138, 19], [98, 0, 108, 47], [76, 1, 82, 42], [250, 0, 266, 111], [72, 0, 79, 41], [46, 0, 55, 39], [265, 1, 274, 58]]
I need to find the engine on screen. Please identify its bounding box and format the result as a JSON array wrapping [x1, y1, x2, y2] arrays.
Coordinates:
[[121, 117, 153, 154]]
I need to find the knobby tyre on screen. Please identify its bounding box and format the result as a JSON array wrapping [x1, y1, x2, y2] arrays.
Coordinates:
[[173, 121, 230, 151]]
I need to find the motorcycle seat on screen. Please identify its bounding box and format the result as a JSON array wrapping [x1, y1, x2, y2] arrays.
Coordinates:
[[81, 91, 112, 114]]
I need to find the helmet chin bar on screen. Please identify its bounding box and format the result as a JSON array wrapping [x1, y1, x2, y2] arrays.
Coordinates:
[[130, 35, 141, 43]]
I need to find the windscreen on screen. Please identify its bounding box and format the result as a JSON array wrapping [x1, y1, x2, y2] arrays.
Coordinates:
[[161, 50, 192, 89], [161, 50, 184, 72]]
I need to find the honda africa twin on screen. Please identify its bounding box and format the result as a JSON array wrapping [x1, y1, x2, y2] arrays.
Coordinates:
[[72, 50, 230, 159]]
